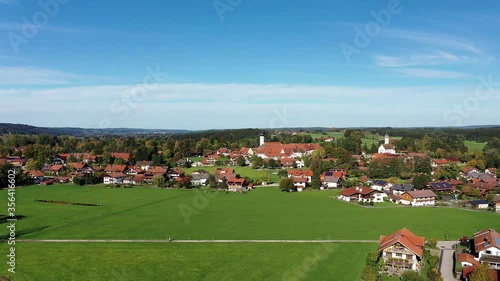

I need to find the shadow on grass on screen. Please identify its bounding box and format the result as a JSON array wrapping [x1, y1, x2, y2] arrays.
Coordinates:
[[0, 215, 27, 224], [0, 226, 50, 239]]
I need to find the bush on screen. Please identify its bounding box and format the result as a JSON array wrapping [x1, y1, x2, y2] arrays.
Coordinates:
[[401, 270, 425, 281], [427, 237, 438, 248], [369, 201, 374, 206]]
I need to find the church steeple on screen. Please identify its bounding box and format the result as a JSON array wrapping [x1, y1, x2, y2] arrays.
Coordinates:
[[384, 133, 389, 145]]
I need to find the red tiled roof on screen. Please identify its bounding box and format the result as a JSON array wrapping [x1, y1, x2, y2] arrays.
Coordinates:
[[105, 164, 128, 173], [457, 253, 479, 266], [49, 164, 64, 171], [340, 187, 377, 196], [111, 153, 130, 161], [473, 228, 500, 253], [29, 170, 44, 177], [433, 159, 449, 165], [288, 170, 313, 177], [378, 228, 425, 257], [214, 168, 235, 175]]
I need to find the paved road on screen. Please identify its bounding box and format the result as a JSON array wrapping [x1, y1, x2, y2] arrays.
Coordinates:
[[437, 241, 458, 281], [2, 239, 378, 243]]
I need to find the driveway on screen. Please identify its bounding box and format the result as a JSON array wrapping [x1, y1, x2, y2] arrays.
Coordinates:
[[437, 241, 458, 281]]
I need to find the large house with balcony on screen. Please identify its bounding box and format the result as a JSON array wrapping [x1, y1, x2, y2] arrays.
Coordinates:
[[473, 228, 500, 270], [338, 187, 387, 203], [400, 190, 437, 206], [378, 228, 425, 272]]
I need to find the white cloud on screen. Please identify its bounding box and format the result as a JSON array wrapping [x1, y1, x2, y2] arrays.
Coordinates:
[[0, 82, 497, 129], [382, 29, 482, 54], [395, 68, 472, 79], [374, 50, 470, 67], [0, 67, 103, 85]]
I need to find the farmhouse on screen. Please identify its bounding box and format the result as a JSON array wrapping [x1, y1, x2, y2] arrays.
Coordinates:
[[321, 176, 342, 189], [288, 170, 313, 183], [473, 229, 500, 269], [431, 159, 449, 167], [378, 228, 425, 272], [136, 161, 153, 170], [191, 173, 210, 186], [227, 178, 247, 192], [293, 177, 308, 191], [29, 170, 45, 184], [338, 187, 387, 203], [378, 134, 396, 154], [400, 190, 436, 206], [103, 172, 127, 184]]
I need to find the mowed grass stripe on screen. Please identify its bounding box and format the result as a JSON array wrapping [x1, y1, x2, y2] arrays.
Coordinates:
[[0, 242, 376, 281]]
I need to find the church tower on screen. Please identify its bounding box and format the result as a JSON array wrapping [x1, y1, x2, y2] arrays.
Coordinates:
[[384, 133, 390, 145], [259, 132, 265, 146]]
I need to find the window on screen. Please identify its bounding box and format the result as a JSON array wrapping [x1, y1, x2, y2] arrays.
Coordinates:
[[486, 250, 491, 254]]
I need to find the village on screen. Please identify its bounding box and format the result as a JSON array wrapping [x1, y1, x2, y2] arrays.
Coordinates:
[[2, 133, 499, 214]]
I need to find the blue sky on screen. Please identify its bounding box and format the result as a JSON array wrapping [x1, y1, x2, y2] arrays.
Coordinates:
[[0, 0, 499, 129]]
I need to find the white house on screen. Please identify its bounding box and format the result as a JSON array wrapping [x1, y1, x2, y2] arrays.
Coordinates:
[[103, 172, 127, 184], [400, 190, 436, 206], [473, 229, 500, 269], [378, 134, 396, 154], [191, 173, 210, 186], [321, 176, 342, 189], [470, 200, 489, 209], [378, 228, 425, 272], [295, 159, 305, 168], [338, 187, 387, 203], [372, 180, 393, 191]]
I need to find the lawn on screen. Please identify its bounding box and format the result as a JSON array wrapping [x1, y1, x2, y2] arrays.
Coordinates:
[[1, 186, 498, 240], [0, 242, 375, 281], [464, 140, 486, 152]]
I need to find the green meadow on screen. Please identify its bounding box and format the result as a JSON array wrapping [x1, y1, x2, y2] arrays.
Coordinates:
[[464, 140, 486, 152], [1, 186, 498, 240], [0, 242, 375, 281], [1, 186, 498, 280]]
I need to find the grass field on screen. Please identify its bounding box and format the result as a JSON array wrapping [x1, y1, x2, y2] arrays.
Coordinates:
[[0, 242, 375, 281], [464, 140, 486, 152], [1, 186, 499, 280], [1, 186, 498, 240]]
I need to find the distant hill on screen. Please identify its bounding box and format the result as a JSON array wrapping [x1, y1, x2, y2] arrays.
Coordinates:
[[0, 123, 191, 136]]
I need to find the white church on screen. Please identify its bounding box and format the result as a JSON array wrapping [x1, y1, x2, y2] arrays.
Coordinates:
[[378, 134, 396, 154]]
